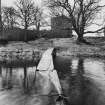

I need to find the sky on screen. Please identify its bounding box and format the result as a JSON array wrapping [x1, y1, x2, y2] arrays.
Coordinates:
[[1, 0, 42, 7], [2, 0, 15, 6], [1, 0, 105, 6]]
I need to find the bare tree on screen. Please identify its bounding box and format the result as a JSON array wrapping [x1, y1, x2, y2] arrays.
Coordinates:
[[15, 0, 34, 41], [31, 5, 50, 37], [32, 6, 43, 33], [47, 0, 105, 43], [0, 0, 2, 34], [2, 7, 17, 29], [49, 6, 65, 17]]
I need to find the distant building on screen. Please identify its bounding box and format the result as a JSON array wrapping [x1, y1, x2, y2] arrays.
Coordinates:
[[51, 15, 72, 38]]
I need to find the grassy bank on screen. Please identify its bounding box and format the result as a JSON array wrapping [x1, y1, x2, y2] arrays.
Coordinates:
[[0, 37, 105, 65]]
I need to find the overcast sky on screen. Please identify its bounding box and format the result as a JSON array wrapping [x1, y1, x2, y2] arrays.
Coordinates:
[[1, 0, 42, 7], [1, 0, 105, 6]]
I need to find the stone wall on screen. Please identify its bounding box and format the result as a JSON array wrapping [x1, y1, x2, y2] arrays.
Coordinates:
[[51, 15, 72, 37]]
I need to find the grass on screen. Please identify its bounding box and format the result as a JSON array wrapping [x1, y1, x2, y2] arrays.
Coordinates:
[[51, 37, 105, 57]]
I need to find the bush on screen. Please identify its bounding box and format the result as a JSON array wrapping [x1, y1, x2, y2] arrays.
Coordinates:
[[2, 28, 38, 41]]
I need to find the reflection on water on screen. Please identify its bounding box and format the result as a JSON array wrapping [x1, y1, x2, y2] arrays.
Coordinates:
[[54, 57, 105, 105], [0, 56, 105, 105], [1, 67, 36, 91]]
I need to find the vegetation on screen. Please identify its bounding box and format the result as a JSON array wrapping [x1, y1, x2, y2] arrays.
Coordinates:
[[1, 28, 38, 41], [0, 0, 105, 43], [46, 0, 105, 43], [2, 7, 17, 29]]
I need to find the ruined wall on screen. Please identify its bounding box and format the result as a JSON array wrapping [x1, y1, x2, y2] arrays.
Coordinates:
[[51, 15, 72, 38]]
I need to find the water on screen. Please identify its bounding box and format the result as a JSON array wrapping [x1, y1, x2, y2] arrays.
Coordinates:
[[0, 56, 105, 105]]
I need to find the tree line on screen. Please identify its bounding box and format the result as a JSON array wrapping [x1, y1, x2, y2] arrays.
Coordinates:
[[0, 0, 105, 43], [0, 0, 46, 41], [2, 0, 45, 30]]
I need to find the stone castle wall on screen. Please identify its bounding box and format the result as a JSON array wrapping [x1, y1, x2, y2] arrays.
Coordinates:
[[51, 15, 72, 37]]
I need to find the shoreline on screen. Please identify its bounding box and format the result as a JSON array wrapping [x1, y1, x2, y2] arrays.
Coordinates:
[[0, 38, 105, 66]]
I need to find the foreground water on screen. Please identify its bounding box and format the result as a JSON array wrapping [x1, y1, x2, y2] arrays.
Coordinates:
[[0, 56, 105, 105]]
